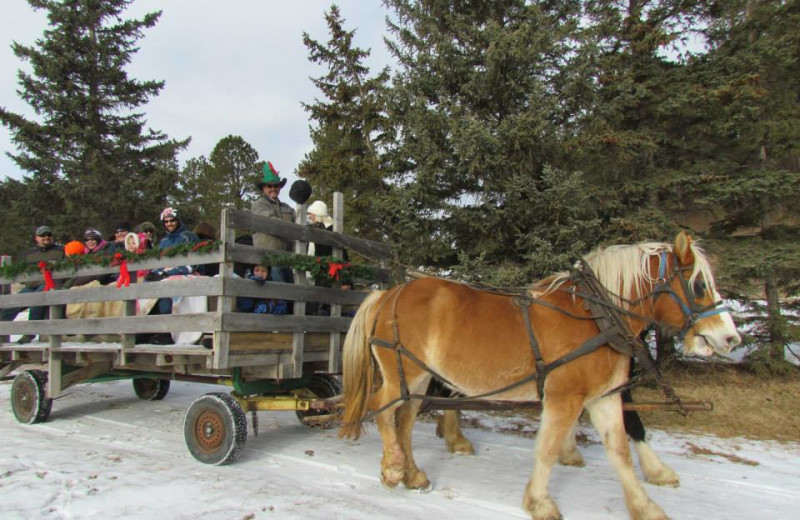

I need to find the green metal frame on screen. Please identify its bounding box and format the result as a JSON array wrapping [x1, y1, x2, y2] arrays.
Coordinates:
[[77, 367, 312, 398]]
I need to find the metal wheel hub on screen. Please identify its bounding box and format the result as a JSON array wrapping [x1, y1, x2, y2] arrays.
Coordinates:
[[14, 386, 33, 416], [194, 410, 224, 452]]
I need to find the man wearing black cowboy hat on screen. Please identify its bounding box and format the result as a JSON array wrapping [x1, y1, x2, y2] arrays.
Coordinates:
[[251, 161, 296, 282]]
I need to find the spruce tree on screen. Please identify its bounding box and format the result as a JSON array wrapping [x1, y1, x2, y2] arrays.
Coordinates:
[[0, 0, 188, 241], [383, 0, 600, 281], [299, 4, 391, 239], [684, 0, 800, 362]]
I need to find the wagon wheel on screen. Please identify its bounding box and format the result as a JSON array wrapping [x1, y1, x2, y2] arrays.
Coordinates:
[[133, 378, 170, 401], [11, 370, 53, 424], [184, 393, 247, 465], [295, 374, 342, 429]]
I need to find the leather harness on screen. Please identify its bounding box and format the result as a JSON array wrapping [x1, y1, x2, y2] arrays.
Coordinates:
[[363, 252, 728, 420]]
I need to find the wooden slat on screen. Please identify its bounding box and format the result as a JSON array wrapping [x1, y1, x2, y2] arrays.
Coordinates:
[[222, 276, 368, 304], [291, 205, 309, 379], [1, 251, 225, 285], [226, 208, 392, 259], [226, 244, 391, 284], [221, 313, 352, 333], [0, 313, 216, 335], [0, 277, 221, 309], [213, 209, 236, 370]]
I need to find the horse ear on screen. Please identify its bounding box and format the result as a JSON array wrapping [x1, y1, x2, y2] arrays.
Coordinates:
[[674, 231, 695, 266]]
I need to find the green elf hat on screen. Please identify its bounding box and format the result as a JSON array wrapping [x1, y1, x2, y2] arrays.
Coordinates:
[[256, 161, 287, 189]]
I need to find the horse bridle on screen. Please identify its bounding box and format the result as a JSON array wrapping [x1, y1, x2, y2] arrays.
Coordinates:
[[649, 251, 731, 339]]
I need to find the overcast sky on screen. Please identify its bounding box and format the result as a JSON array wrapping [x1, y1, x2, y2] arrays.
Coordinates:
[[0, 0, 394, 189]]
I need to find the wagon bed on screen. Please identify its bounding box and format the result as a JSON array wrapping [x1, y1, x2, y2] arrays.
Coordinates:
[[0, 199, 391, 463]]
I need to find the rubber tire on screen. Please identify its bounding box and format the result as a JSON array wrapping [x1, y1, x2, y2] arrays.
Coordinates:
[[11, 370, 53, 424], [133, 378, 170, 401], [295, 374, 342, 429], [184, 393, 247, 465]]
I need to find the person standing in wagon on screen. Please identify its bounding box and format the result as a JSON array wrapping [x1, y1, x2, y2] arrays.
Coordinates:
[[250, 161, 295, 283]]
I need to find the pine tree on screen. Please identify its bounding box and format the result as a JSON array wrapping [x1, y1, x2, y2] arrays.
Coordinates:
[[383, 0, 600, 280], [0, 0, 188, 241], [684, 0, 800, 362], [559, 0, 710, 242], [298, 4, 391, 239], [172, 136, 262, 228]]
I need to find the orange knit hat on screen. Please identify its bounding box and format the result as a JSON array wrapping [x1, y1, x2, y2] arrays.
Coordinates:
[[65, 240, 85, 256]]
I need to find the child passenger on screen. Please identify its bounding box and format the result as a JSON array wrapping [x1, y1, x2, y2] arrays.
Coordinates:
[[236, 264, 288, 315]]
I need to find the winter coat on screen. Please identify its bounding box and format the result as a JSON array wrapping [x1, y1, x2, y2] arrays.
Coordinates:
[[19, 244, 65, 288], [251, 195, 296, 252], [236, 275, 288, 314], [151, 224, 199, 277], [84, 239, 109, 255]]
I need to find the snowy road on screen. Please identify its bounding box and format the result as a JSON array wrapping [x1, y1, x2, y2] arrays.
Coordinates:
[[1, 379, 798, 519]]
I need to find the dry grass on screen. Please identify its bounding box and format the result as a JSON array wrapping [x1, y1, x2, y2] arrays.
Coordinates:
[[630, 363, 800, 442]]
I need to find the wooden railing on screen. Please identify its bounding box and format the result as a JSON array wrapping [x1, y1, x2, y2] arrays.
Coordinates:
[[0, 199, 392, 382]]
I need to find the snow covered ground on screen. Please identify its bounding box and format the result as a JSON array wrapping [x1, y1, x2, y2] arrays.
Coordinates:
[[1, 379, 798, 519]]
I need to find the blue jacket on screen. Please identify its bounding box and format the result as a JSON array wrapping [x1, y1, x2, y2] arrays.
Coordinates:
[[159, 224, 199, 249], [155, 223, 199, 276], [236, 275, 288, 315]]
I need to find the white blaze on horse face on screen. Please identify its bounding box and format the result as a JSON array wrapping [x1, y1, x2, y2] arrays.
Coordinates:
[[683, 288, 741, 357]]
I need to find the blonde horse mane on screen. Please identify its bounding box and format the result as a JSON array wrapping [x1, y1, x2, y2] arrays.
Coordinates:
[[529, 239, 716, 310]]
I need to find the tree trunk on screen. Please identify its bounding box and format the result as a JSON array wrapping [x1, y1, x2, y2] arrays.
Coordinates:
[[764, 272, 785, 361]]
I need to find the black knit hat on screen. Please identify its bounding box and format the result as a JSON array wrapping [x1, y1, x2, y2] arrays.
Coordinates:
[[289, 180, 312, 204]]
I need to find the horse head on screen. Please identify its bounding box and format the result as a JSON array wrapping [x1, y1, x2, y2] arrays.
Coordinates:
[[654, 232, 741, 356]]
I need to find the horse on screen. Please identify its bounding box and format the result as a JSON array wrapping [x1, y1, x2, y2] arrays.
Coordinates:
[[339, 232, 740, 520]]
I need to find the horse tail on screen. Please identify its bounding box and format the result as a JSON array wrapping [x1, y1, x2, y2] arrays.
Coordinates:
[[338, 290, 384, 440]]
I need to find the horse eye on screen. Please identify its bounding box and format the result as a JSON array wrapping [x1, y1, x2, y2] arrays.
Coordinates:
[[692, 279, 707, 298]]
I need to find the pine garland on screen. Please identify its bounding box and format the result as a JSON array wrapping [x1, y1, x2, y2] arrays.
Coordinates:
[[0, 240, 220, 280], [264, 253, 378, 284], [1, 242, 381, 284]]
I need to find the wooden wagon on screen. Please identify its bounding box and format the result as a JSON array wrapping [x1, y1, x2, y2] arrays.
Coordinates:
[[0, 198, 391, 464]]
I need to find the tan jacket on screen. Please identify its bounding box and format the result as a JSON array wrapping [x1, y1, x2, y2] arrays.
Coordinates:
[[250, 196, 296, 251]]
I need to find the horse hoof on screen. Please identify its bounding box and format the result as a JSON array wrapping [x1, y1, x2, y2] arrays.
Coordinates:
[[558, 450, 585, 467], [403, 470, 431, 491], [380, 468, 403, 489], [448, 439, 475, 455], [523, 494, 562, 520], [410, 481, 433, 493], [645, 472, 680, 488]]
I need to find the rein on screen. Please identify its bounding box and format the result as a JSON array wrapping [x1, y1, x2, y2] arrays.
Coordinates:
[[363, 251, 728, 420]]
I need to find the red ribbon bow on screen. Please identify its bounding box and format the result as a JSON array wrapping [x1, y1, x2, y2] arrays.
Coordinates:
[[37, 261, 55, 291], [114, 253, 130, 288], [191, 240, 210, 252], [327, 261, 351, 280]]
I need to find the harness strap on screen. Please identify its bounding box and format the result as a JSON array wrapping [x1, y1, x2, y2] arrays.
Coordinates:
[[514, 296, 547, 399], [576, 260, 685, 410]]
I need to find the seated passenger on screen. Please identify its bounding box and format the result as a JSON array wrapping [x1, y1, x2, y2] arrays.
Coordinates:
[[236, 264, 288, 315], [106, 222, 132, 254], [1, 225, 65, 343], [123, 232, 149, 282], [145, 207, 199, 315], [193, 221, 218, 276], [83, 228, 109, 255]]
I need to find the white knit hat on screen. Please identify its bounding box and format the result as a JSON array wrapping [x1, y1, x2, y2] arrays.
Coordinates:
[[307, 200, 334, 227], [307, 200, 329, 217]]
